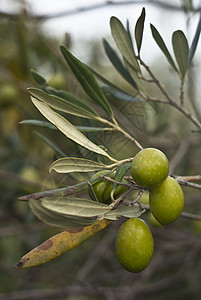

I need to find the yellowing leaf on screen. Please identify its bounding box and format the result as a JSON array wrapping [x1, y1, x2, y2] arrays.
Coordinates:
[[15, 219, 111, 268]]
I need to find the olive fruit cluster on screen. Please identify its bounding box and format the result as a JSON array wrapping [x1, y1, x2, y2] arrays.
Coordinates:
[[90, 170, 127, 204], [91, 148, 184, 274], [131, 148, 184, 225]]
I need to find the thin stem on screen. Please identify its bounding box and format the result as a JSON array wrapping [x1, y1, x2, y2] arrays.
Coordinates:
[[175, 175, 201, 182], [110, 186, 136, 209], [96, 116, 143, 150], [138, 58, 201, 130], [180, 79, 185, 107], [99, 175, 131, 188], [131, 189, 144, 205], [175, 178, 201, 190]]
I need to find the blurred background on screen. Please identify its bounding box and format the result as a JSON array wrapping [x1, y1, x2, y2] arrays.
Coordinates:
[[0, 0, 201, 299]]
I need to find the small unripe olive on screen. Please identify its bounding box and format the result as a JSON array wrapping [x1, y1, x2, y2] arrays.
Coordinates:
[[90, 170, 127, 204], [149, 176, 184, 225], [131, 148, 169, 188], [115, 218, 154, 273]]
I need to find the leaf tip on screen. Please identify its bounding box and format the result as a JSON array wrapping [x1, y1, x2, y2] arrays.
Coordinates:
[[14, 260, 24, 269]]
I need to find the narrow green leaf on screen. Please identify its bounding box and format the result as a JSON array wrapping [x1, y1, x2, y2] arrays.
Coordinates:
[[188, 13, 201, 66], [124, 59, 143, 91], [135, 7, 146, 54], [89, 66, 139, 97], [101, 86, 140, 102], [126, 19, 133, 45], [31, 97, 116, 161], [111, 162, 131, 194], [20, 120, 110, 133], [41, 197, 112, 218], [49, 157, 114, 174], [31, 69, 47, 85], [28, 87, 99, 119], [44, 86, 100, 117], [60, 45, 113, 116], [110, 16, 141, 73], [29, 199, 96, 228], [104, 205, 144, 220], [75, 126, 112, 133], [150, 24, 178, 72], [172, 30, 189, 78], [20, 119, 57, 130], [87, 181, 99, 202], [103, 39, 138, 89]]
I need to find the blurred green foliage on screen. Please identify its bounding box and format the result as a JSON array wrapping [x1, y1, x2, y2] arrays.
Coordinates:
[[0, 2, 201, 300]]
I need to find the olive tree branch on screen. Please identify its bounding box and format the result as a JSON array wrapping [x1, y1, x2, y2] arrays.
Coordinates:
[[173, 177, 201, 190], [138, 58, 201, 130], [175, 175, 201, 182], [18, 178, 105, 202]]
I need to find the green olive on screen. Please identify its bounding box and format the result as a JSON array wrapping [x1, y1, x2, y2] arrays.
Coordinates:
[[90, 170, 127, 204], [148, 212, 162, 227], [149, 176, 184, 225], [131, 148, 169, 188], [115, 218, 154, 273]]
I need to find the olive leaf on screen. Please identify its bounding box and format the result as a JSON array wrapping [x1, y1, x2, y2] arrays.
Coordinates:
[[110, 16, 141, 73], [20, 120, 110, 133], [41, 197, 112, 218], [31, 97, 116, 161], [124, 59, 143, 91], [75, 126, 112, 133], [31, 69, 47, 85], [89, 66, 139, 97], [104, 205, 144, 220], [188, 12, 201, 66], [29, 199, 96, 228], [60, 45, 113, 117], [19, 119, 57, 130], [150, 24, 178, 73], [135, 7, 146, 54], [28, 87, 99, 119], [111, 162, 131, 196], [15, 218, 111, 269], [172, 30, 189, 78], [87, 181, 99, 202], [49, 157, 114, 174], [103, 39, 137, 89], [126, 19, 133, 45], [101, 86, 141, 102]]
